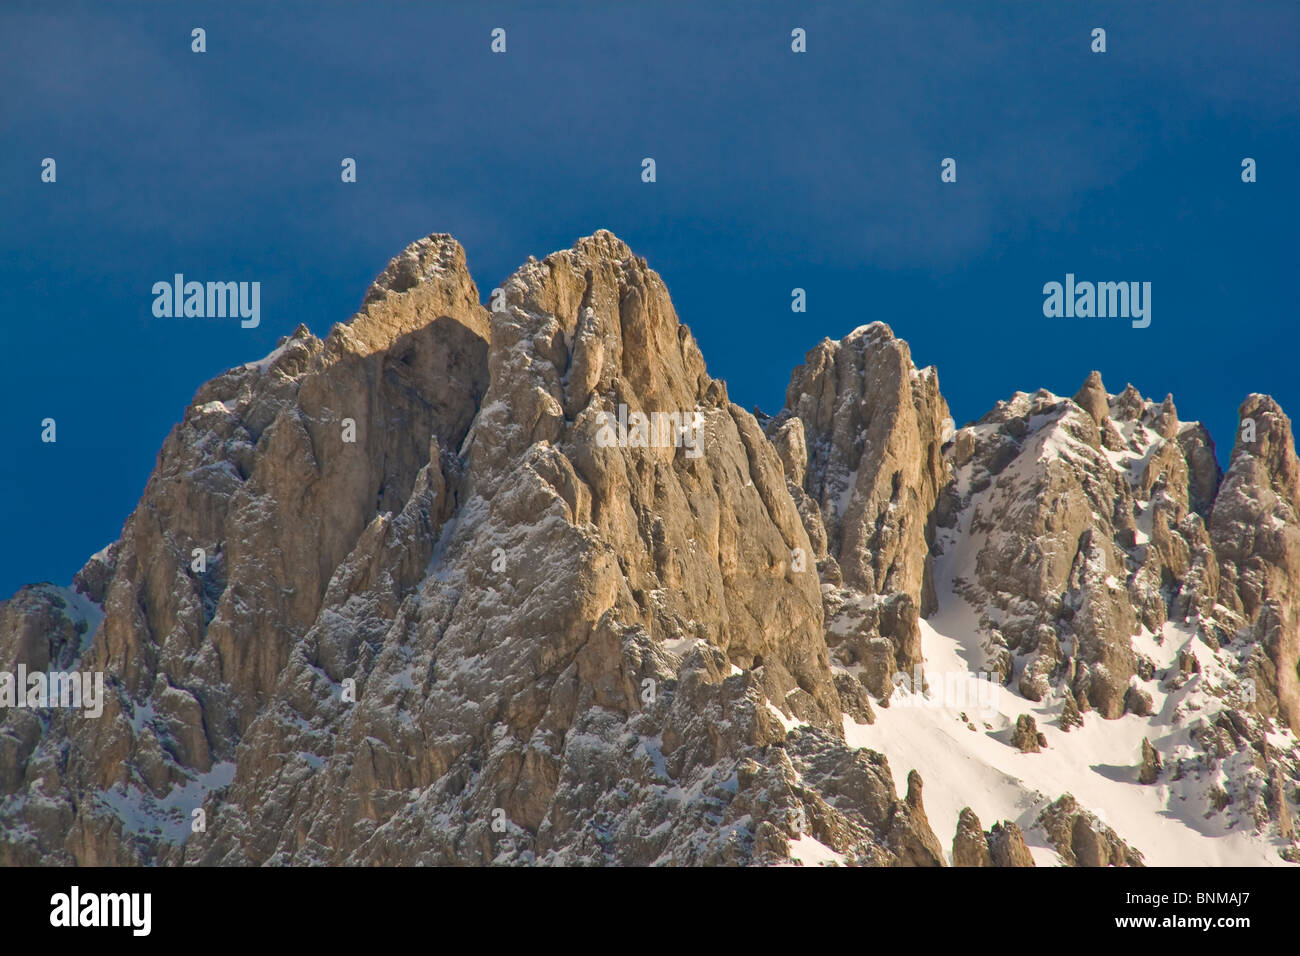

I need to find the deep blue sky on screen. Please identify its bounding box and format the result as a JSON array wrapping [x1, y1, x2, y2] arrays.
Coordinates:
[[2, 1, 1297, 597]]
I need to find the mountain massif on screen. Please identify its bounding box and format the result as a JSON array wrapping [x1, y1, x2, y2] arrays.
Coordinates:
[[2, 231, 1296, 865]]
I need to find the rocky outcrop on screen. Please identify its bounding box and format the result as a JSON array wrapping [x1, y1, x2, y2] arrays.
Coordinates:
[[1012, 714, 1045, 753], [1209, 395, 1300, 736], [1271, 765, 1295, 840], [940, 383, 1145, 718], [940, 372, 1244, 713], [952, 806, 992, 866], [932, 370, 1300, 843], [1139, 737, 1162, 784], [895, 770, 945, 866], [772, 324, 951, 700], [782, 323, 950, 605], [987, 821, 1036, 867], [1058, 690, 1084, 732], [1037, 795, 1144, 867]]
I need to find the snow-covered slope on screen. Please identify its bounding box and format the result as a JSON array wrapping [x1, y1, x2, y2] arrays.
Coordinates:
[[848, 587, 1293, 866], [832, 384, 1299, 865]]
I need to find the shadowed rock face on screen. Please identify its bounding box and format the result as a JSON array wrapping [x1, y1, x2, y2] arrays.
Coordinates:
[[1, 232, 1296, 866]]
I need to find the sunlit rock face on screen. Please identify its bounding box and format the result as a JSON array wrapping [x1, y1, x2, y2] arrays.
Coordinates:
[[2, 233, 1296, 867]]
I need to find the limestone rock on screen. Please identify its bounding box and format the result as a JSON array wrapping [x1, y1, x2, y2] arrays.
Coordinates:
[[1013, 714, 1043, 753], [987, 821, 1035, 867], [779, 323, 951, 693], [1058, 691, 1084, 732], [1209, 395, 1300, 735], [889, 770, 946, 867], [1, 232, 958, 868], [1269, 765, 1295, 840], [1125, 685, 1155, 717], [952, 806, 992, 867], [1037, 794, 1144, 866], [1139, 737, 1162, 784], [1072, 370, 1110, 426]]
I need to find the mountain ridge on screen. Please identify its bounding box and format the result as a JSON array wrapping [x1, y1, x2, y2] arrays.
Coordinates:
[[2, 230, 1296, 866]]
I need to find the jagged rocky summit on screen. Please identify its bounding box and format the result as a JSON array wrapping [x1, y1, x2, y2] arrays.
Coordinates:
[[2, 230, 1297, 866]]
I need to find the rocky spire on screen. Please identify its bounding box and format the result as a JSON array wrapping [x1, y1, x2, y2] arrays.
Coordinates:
[[1210, 395, 1300, 734], [775, 323, 952, 699], [1072, 369, 1109, 426]]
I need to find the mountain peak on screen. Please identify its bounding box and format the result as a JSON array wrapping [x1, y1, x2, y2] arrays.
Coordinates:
[[570, 228, 638, 262], [361, 233, 469, 306], [330, 234, 487, 359]]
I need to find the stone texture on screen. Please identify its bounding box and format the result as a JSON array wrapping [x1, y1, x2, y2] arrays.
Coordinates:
[[774, 324, 951, 701], [1139, 737, 1162, 784], [931, 369, 1298, 842], [987, 821, 1035, 867], [952, 806, 992, 867], [1037, 794, 1144, 867], [1012, 714, 1043, 753], [1209, 395, 1300, 735]]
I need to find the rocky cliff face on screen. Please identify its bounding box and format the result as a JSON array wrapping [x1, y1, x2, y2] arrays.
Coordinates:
[[1209, 395, 1300, 737], [768, 324, 952, 701], [1, 231, 1297, 866]]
